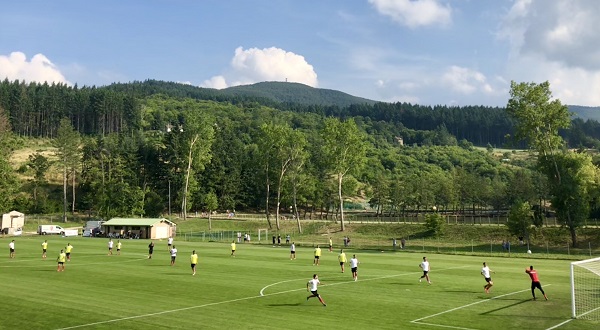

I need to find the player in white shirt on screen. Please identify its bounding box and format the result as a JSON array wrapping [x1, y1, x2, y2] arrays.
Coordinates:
[[107, 239, 114, 255], [290, 242, 296, 260], [9, 240, 15, 258], [170, 245, 178, 266], [419, 256, 431, 284], [306, 274, 326, 306], [167, 237, 174, 251], [350, 254, 359, 281], [481, 262, 495, 293]]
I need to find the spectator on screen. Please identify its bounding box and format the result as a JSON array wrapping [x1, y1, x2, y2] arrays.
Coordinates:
[[401, 238, 406, 249], [393, 238, 397, 250]]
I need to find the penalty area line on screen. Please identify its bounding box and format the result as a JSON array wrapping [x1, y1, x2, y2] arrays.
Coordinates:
[[60, 266, 469, 329], [411, 285, 552, 329]]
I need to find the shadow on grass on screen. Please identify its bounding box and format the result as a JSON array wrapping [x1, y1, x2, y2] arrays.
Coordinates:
[[479, 299, 530, 315], [267, 303, 303, 307]]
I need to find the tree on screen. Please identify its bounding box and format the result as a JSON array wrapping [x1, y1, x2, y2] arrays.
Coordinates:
[[53, 118, 80, 222], [204, 191, 218, 230], [321, 118, 367, 231], [505, 81, 583, 246], [0, 106, 17, 213], [27, 153, 50, 211], [506, 201, 534, 246]]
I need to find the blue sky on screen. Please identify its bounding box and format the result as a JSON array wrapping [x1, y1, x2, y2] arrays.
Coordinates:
[[1, 0, 599, 107]]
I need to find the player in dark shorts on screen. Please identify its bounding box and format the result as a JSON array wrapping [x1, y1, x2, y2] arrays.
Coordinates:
[[148, 241, 154, 259], [526, 265, 548, 300]]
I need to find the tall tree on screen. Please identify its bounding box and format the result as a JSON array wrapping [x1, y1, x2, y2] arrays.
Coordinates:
[[53, 118, 80, 222], [505, 81, 583, 245], [0, 106, 17, 213], [321, 118, 367, 231]]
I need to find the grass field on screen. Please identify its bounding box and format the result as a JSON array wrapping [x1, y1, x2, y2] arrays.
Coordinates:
[[0, 236, 598, 330]]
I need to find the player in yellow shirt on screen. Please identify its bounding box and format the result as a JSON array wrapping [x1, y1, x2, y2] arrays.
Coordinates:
[[41, 240, 48, 259], [57, 249, 66, 272], [191, 250, 198, 275], [116, 240, 122, 255], [65, 243, 73, 261], [313, 245, 322, 266], [338, 249, 347, 273], [329, 237, 333, 252], [231, 241, 236, 257]]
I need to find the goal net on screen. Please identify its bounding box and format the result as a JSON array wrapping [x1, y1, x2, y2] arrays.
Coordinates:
[[571, 257, 600, 320], [258, 228, 268, 242]]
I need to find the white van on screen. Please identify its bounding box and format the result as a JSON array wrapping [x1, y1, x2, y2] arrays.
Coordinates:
[[38, 225, 65, 235]]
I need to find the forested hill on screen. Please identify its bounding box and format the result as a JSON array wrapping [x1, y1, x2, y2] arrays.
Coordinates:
[[223, 81, 377, 107], [569, 105, 600, 122]]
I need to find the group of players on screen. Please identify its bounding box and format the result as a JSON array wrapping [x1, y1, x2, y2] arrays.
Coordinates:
[[9, 236, 549, 304]]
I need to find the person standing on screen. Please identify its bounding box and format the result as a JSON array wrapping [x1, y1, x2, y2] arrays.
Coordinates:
[[350, 254, 359, 281], [170, 245, 178, 266], [107, 239, 114, 255], [57, 249, 66, 272], [65, 243, 73, 261], [41, 240, 48, 259], [148, 241, 155, 259], [285, 234, 290, 245], [190, 250, 198, 275], [313, 245, 322, 266], [116, 240, 122, 255], [328, 237, 333, 252], [277, 235, 281, 246], [167, 236, 173, 251], [290, 242, 296, 260], [306, 274, 326, 306], [419, 256, 431, 284], [231, 241, 236, 257], [338, 249, 347, 273], [481, 262, 494, 293], [8, 240, 15, 258], [526, 265, 548, 300]]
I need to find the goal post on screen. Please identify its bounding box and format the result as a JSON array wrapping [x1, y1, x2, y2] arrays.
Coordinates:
[[571, 257, 600, 320], [258, 228, 268, 242]]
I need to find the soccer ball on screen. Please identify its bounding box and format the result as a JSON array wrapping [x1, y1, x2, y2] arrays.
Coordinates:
[[527, 250, 532, 254]]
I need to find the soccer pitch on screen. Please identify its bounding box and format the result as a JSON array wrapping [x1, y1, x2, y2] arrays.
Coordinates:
[[0, 236, 597, 330]]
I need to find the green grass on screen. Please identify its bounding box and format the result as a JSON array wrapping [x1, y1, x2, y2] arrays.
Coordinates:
[[1, 236, 598, 329]]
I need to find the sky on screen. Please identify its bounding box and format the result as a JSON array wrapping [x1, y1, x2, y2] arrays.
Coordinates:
[[1, 0, 600, 107]]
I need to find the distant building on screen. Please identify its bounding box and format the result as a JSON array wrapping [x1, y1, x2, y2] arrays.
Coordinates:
[[1, 211, 25, 235], [102, 218, 176, 239]]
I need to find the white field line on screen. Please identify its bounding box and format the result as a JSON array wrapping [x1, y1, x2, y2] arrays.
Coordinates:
[[545, 319, 574, 330], [415, 321, 477, 330], [411, 285, 552, 327], [546, 305, 600, 330], [57, 266, 469, 329]]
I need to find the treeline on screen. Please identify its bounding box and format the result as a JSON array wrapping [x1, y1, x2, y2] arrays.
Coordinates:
[[2, 79, 600, 149]]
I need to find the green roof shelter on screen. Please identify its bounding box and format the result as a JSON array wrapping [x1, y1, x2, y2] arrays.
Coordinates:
[[102, 218, 176, 239]]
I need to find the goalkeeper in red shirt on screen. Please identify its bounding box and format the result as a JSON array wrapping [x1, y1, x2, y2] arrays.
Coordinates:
[[525, 265, 548, 300]]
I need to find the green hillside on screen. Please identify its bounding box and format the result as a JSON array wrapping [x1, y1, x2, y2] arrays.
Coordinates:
[[569, 105, 600, 121], [224, 81, 377, 107]]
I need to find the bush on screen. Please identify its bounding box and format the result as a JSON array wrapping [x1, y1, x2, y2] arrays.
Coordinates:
[[425, 212, 446, 237]]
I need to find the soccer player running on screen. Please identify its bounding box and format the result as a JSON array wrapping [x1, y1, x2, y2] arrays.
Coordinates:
[[167, 236, 173, 251], [65, 243, 74, 261], [170, 245, 178, 266], [57, 249, 66, 272], [313, 245, 322, 266], [290, 242, 296, 260], [338, 249, 347, 273], [190, 250, 198, 275], [350, 254, 359, 281], [419, 256, 431, 284], [306, 274, 326, 306], [231, 241, 236, 257], [481, 262, 495, 293], [526, 265, 548, 300], [41, 240, 48, 259]]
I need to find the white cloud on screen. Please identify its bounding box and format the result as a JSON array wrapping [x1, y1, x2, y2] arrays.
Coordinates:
[[368, 0, 452, 28], [201, 47, 318, 89], [441, 66, 494, 95], [0, 51, 69, 84], [500, 0, 600, 106]]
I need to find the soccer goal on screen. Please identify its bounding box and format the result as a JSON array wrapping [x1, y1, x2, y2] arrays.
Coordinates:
[[258, 228, 268, 242], [571, 257, 600, 320]]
